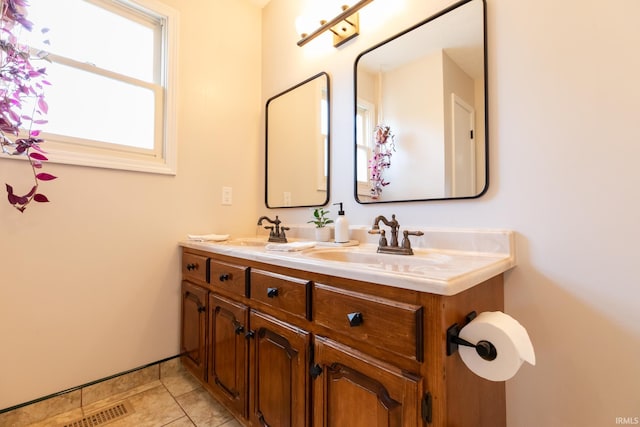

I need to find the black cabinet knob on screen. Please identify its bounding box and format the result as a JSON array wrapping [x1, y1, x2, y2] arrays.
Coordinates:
[[267, 288, 279, 298], [219, 273, 230, 282], [347, 312, 364, 327], [186, 263, 197, 271], [234, 324, 245, 335], [310, 364, 322, 378]]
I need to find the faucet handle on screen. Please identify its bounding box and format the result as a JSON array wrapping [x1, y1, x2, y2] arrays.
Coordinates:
[[378, 229, 388, 247], [402, 230, 424, 250]]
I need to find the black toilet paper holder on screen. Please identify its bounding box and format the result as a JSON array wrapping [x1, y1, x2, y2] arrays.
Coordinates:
[[446, 311, 498, 361]]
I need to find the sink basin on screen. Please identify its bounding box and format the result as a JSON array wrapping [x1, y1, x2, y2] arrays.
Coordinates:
[[302, 248, 453, 274]]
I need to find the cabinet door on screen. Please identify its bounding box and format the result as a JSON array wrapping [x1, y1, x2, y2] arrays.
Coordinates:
[[208, 294, 249, 418], [249, 311, 309, 427], [181, 281, 208, 381], [312, 336, 422, 427]]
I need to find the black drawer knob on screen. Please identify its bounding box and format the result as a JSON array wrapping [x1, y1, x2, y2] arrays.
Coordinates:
[[219, 273, 230, 282], [267, 288, 279, 298], [347, 312, 364, 327], [186, 263, 197, 271]]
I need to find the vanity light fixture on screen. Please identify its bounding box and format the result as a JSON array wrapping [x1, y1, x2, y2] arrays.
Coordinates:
[[297, 0, 374, 48]]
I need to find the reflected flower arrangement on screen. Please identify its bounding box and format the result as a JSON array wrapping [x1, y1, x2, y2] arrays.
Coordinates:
[[369, 125, 395, 199]]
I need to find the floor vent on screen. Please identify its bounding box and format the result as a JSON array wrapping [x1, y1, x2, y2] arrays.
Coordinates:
[[62, 402, 133, 427]]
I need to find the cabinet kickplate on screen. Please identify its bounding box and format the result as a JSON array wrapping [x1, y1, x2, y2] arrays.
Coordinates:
[[63, 401, 134, 427]]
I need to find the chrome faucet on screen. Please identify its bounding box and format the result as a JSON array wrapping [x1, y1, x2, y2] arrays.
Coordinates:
[[257, 215, 289, 243], [369, 214, 423, 255]]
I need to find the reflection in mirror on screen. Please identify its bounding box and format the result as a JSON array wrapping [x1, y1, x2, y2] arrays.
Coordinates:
[[354, 0, 487, 203], [266, 72, 330, 208]]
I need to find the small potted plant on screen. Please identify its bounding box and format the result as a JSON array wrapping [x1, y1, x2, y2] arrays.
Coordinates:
[[308, 207, 333, 242]]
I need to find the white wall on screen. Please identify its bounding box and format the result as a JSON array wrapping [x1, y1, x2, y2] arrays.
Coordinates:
[[262, 0, 640, 425], [0, 0, 262, 410], [383, 53, 446, 199]]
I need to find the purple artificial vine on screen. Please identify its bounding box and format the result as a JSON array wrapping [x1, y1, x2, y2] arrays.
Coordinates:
[[0, 0, 54, 212], [369, 124, 395, 199]]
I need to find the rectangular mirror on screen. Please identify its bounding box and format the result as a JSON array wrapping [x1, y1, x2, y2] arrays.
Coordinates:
[[266, 72, 330, 208], [354, 0, 487, 203]]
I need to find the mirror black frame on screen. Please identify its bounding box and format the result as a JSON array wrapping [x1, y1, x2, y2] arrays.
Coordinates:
[[353, 0, 488, 204], [265, 72, 331, 209]]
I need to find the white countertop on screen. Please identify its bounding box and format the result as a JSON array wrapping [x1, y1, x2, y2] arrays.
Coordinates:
[[180, 228, 516, 296]]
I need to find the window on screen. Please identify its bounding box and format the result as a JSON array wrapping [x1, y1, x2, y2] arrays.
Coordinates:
[[355, 99, 374, 195], [318, 91, 328, 190], [24, 0, 177, 174]]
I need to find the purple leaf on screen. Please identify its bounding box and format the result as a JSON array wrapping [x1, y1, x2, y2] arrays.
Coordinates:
[[34, 194, 49, 203], [30, 143, 46, 153], [36, 173, 57, 181], [25, 186, 37, 197], [29, 152, 48, 161], [37, 97, 48, 114], [7, 192, 19, 205]]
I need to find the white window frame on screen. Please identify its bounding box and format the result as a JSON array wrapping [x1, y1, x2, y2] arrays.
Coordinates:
[[316, 88, 328, 192], [356, 98, 375, 196], [33, 0, 179, 175]]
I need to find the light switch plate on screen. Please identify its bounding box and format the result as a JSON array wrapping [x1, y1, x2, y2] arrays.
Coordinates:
[[222, 187, 232, 205]]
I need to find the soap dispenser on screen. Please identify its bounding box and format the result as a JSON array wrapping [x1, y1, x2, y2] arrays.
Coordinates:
[[333, 202, 349, 243]]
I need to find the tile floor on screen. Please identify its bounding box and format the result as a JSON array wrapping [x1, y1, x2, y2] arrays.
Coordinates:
[[0, 358, 242, 427]]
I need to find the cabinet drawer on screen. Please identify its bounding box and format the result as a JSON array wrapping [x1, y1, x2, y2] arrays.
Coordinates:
[[182, 253, 209, 283], [210, 259, 248, 297], [250, 269, 310, 319], [313, 284, 423, 362]]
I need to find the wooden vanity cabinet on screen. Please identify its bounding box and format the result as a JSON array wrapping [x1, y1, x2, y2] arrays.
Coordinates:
[[248, 310, 309, 427], [208, 294, 249, 418], [181, 247, 506, 427], [313, 283, 423, 363], [312, 336, 422, 427], [180, 280, 208, 381]]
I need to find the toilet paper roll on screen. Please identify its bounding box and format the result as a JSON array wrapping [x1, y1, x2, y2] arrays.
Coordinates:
[[458, 311, 535, 381]]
